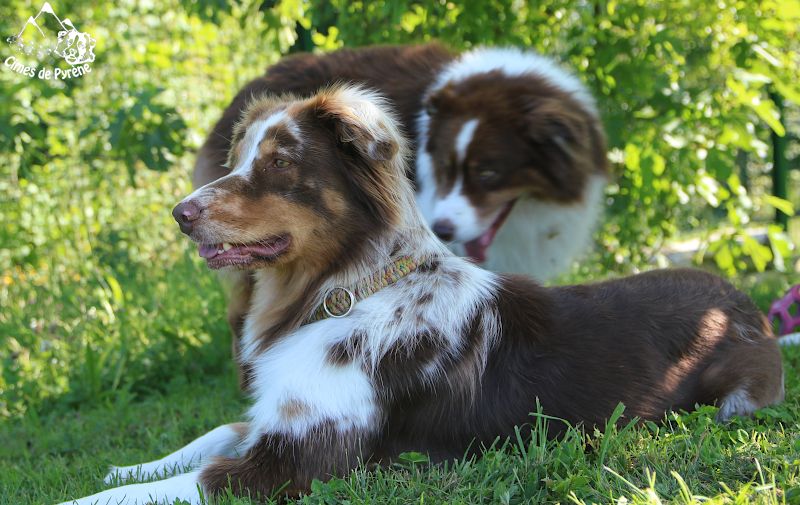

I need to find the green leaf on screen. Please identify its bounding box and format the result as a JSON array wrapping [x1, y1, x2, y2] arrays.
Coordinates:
[[763, 195, 795, 216], [398, 451, 430, 465], [742, 235, 773, 272]]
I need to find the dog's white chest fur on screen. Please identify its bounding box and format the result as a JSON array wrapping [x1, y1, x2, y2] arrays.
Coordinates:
[[244, 320, 378, 446], [479, 174, 607, 281], [241, 257, 500, 450]]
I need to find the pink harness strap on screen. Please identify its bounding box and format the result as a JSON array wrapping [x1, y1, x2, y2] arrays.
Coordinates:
[[768, 285, 800, 336]]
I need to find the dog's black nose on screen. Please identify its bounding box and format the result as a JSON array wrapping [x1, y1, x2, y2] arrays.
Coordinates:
[[432, 219, 455, 241], [172, 200, 201, 234]]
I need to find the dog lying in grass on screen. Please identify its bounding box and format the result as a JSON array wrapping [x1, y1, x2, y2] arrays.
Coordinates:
[[58, 85, 784, 504]]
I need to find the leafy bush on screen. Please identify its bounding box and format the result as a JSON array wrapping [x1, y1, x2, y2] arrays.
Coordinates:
[[307, 0, 800, 273], [0, 0, 798, 419]]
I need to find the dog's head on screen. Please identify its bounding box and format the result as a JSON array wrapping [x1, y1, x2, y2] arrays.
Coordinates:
[[415, 51, 607, 262], [174, 85, 410, 271]]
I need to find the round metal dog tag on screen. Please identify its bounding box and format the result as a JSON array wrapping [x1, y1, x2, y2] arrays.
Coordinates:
[[323, 287, 356, 318]]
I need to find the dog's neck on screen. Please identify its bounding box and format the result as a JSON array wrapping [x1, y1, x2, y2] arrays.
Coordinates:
[[240, 206, 448, 362]]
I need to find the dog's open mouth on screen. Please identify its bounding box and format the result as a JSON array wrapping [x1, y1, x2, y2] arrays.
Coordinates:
[[463, 200, 517, 264], [197, 235, 291, 269]]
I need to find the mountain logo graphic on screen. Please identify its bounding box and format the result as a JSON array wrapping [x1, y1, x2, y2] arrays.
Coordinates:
[[6, 2, 95, 66]]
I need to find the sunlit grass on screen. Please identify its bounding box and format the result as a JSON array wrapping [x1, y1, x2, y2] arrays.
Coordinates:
[[3, 342, 798, 504]]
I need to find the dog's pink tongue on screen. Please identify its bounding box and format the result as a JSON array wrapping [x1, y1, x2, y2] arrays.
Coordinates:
[[463, 200, 517, 264], [198, 244, 219, 259], [464, 231, 494, 263]]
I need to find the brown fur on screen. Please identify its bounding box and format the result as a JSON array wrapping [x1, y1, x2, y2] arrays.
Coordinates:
[[425, 72, 607, 204], [372, 270, 783, 464], [191, 43, 609, 383], [179, 87, 411, 358], [171, 89, 782, 502]]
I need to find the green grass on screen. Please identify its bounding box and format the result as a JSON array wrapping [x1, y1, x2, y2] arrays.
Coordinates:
[[3, 345, 799, 505], [2, 261, 799, 504]]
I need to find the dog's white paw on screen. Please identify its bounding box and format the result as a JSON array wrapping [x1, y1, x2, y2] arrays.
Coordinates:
[[59, 470, 203, 505]]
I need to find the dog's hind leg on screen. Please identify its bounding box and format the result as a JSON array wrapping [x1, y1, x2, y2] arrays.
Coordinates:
[[104, 422, 248, 485], [701, 335, 784, 423]]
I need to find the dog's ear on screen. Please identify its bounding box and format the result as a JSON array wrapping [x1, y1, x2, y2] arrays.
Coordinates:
[[310, 85, 408, 227], [424, 84, 457, 117], [521, 97, 589, 157], [516, 96, 599, 194], [313, 86, 401, 162]]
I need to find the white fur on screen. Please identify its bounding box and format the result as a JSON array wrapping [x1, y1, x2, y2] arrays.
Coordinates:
[[57, 471, 203, 505], [431, 47, 597, 113], [455, 118, 479, 164], [244, 324, 380, 444], [414, 113, 437, 221], [104, 424, 244, 484], [779, 332, 800, 346], [716, 388, 757, 421], [231, 110, 290, 177], [429, 178, 484, 242], [241, 255, 500, 448], [477, 174, 607, 280]]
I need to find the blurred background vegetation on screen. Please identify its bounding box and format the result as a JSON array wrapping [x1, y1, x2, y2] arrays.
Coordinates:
[[0, 0, 798, 421]]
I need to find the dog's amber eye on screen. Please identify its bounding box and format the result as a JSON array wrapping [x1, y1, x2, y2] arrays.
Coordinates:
[[273, 158, 291, 169]]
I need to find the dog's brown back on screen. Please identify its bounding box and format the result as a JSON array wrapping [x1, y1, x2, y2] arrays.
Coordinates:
[[194, 43, 452, 189], [373, 268, 783, 461]]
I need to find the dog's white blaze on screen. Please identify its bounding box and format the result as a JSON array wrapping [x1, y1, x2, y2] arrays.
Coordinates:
[[431, 178, 484, 242], [104, 424, 244, 485], [57, 470, 203, 505], [231, 110, 291, 178], [432, 47, 597, 113], [455, 118, 479, 164], [415, 111, 437, 223], [415, 113, 488, 244]]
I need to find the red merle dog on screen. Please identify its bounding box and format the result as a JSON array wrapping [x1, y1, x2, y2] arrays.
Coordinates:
[[59, 85, 783, 505], [193, 44, 609, 387]]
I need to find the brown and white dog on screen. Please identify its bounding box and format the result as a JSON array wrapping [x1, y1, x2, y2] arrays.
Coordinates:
[[60, 85, 783, 505], [195, 43, 608, 384]]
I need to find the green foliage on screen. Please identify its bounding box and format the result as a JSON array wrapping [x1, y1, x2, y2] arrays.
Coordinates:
[[0, 0, 308, 419], [310, 0, 800, 273], [0, 3, 799, 503]]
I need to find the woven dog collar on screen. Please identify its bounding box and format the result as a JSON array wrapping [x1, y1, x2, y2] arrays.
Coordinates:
[[306, 255, 422, 324]]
